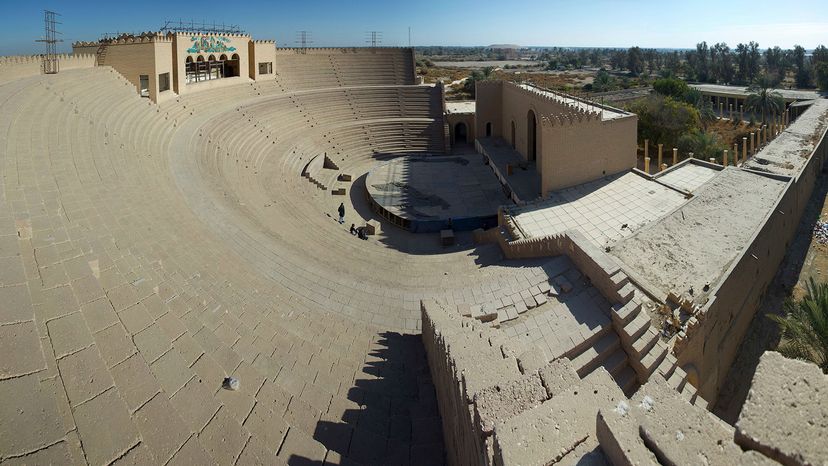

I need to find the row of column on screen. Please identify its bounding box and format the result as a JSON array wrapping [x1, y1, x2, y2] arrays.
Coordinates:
[[709, 94, 791, 126], [641, 119, 788, 174]]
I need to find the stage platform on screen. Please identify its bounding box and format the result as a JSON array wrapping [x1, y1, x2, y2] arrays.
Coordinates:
[[366, 154, 507, 232]]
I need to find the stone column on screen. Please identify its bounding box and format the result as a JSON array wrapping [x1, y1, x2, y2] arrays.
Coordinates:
[[750, 132, 755, 155], [723, 149, 728, 167], [660, 163, 668, 172], [644, 139, 649, 160], [742, 137, 747, 162], [740, 104, 744, 122], [672, 148, 678, 165], [657, 144, 663, 170], [763, 125, 768, 144], [729, 103, 734, 121], [719, 101, 724, 118], [644, 157, 650, 174]]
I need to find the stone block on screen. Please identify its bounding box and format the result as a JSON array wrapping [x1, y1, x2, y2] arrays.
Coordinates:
[[0, 321, 46, 378], [338, 173, 352, 182], [473, 372, 548, 435], [73, 388, 140, 466], [735, 351, 828, 466], [537, 358, 580, 398], [364, 220, 379, 235], [332, 188, 347, 195], [494, 368, 625, 465], [0, 374, 65, 457]]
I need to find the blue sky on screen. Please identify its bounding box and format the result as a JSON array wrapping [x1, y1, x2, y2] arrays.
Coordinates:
[[2, 0, 826, 55]]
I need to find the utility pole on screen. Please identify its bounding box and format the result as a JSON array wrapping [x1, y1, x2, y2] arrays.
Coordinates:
[[295, 31, 313, 53], [365, 31, 382, 48], [36, 10, 62, 74]]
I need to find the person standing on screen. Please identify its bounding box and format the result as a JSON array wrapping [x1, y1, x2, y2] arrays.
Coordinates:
[[338, 203, 345, 224]]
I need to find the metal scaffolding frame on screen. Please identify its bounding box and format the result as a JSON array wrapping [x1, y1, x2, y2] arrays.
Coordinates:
[[295, 31, 313, 53], [36, 10, 62, 74], [160, 19, 243, 35]]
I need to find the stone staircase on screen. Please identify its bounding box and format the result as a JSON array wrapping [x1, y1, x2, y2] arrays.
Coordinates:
[[609, 290, 706, 408]]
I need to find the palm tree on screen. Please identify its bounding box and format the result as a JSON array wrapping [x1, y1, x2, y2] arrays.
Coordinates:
[[684, 89, 717, 129], [745, 74, 785, 125], [768, 278, 828, 372]]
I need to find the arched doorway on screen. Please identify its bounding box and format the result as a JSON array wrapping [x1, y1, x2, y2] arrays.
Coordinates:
[[454, 122, 468, 144], [527, 109, 537, 162], [485, 122, 492, 137], [510, 120, 516, 149]]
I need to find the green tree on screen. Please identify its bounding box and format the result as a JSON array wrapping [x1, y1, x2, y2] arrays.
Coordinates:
[[768, 278, 828, 372], [816, 62, 828, 92], [745, 75, 785, 125], [627, 46, 644, 76], [684, 89, 716, 129], [678, 131, 726, 161], [793, 45, 811, 88], [629, 95, 701, 150], [652, 77, 690, 100], [464, 67, 494, 96], [592, 71, 616, 92]]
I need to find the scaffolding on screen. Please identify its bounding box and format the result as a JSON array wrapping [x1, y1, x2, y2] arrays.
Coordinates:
[[295, 31, 313, 53], [36, 10, 62, 74], [160, 19, 243, 35]]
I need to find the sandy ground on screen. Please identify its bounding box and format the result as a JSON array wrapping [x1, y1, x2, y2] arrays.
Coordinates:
[[713, 170, 828, 424]]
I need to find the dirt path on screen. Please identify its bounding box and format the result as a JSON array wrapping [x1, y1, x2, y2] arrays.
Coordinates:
[[713, 170, 828, 424]]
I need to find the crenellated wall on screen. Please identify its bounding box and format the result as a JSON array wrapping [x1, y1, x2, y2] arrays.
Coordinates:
[[475, 80, 638, 195], [0, 54, 96, 85]]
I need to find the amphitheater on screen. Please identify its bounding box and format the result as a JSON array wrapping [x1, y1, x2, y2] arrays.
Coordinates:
[[1, 30, 827, 466]]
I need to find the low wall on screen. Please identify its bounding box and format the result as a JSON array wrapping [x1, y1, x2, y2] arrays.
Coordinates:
[[0, 54, 96, 85], [493, 228, 630, 304], [674, 107, 828, 403]]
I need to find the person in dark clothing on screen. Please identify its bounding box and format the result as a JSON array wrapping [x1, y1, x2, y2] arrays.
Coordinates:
[[350, 224, 357, 235], [338, 203, 345, 224], [357, 227, 368, 240]]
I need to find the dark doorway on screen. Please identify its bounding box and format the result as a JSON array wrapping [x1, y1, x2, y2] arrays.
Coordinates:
[[510, 120, 516, 149], [454, 122, 468, 144], [527, 110, 537, 161], [485, 122, 492, 137]]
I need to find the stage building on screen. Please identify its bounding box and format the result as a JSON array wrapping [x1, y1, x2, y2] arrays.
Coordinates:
[[73, 30, 276, 102]]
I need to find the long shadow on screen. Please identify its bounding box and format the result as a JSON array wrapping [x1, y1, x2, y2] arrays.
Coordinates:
[[307, 331, 445, 465], [713, 170, 828, 423]]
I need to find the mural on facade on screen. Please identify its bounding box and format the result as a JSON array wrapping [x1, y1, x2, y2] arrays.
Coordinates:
[[187, 36, 237, 54]]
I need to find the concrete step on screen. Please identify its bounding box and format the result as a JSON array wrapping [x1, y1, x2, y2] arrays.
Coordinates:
[[621, 311, 650, 344], [564, 323, 612, 362], [570, 332, 621, 378], [615, 366, 638, 396], [611, 300, 641, 327], [601, 349, 628, 377], [633, 343, 669, 384], [630, 328, 660, 360]]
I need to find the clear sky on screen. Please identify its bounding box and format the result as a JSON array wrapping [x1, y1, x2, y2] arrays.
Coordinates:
[[2, 0, 826, 55]]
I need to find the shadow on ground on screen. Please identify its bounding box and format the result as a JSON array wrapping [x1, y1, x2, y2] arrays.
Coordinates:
[[294, 332, 445, 465]]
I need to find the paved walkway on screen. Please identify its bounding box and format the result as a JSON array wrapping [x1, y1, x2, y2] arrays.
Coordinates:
[[506, 171, 688, 247]]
